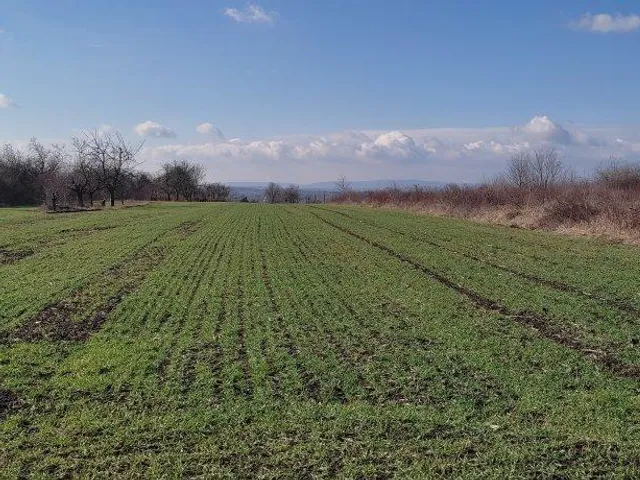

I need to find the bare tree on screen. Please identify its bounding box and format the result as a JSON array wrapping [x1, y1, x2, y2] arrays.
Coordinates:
[[264, 182, 283, 203], [530, 148, 564, 191], [68, 138, 96, 207], [29, 139, 67, 205], [335, 175, 351, 194], [86, 131, 143, 206], [0, 136, 234, 206], [596, 157, 640, 190], [282, 184, 301, 203], [506, 151, 533, 188], [180, 161, 205, 201], [159, 160, 205, 201], [155, 169, 174, 201], [28, 140, 70, 209], [203, 182, 231, 202]]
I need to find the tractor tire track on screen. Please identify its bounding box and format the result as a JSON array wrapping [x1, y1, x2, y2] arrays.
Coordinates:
[[308, 209, 640, 380], [314, 206, 640, 316]]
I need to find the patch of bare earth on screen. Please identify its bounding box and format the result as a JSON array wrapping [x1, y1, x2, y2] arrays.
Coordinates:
[[0, 248, 34, 265], [8, 290, 131, 342], [0, 389, 21, 419], [2, 220, 202, 344], [3, 247, 166, 344]]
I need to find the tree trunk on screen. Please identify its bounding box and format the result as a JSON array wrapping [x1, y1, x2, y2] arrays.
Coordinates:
[[89, 192, 94, 206], [76, 190, 84, 208], [108, 188, 115, 207]]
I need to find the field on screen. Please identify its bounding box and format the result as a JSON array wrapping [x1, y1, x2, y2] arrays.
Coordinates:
[[1, 203, 640, 478]]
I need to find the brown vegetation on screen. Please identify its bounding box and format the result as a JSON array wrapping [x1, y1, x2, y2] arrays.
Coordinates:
[[334, 151, 640, 244]]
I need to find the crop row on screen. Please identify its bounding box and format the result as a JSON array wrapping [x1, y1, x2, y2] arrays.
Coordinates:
[[307, 206, 640, 367]]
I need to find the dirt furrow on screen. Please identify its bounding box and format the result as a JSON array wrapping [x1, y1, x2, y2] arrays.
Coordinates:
[[315, 206, 640, 316], [308, 210, 640, 380]]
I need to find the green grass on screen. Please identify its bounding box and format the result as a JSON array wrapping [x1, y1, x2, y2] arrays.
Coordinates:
[[1, 202, 640, 478]]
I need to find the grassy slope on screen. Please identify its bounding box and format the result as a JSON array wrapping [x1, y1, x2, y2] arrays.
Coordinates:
[[1, 203, 639, 478]]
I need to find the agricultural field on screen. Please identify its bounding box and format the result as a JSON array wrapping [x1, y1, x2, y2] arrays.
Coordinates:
[[1, 202, 640, 478]]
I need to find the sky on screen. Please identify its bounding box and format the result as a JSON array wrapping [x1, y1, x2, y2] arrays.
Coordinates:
[[1, 0, 640, 183]]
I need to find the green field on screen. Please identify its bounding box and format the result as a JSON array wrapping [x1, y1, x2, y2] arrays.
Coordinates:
[[1, 203, 640, 478]]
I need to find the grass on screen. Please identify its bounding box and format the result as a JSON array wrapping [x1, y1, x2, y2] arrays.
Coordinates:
[[1, 202, 640, 478]]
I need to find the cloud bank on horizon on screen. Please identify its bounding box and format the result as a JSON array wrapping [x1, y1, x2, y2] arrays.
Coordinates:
[[136, 116, 640, 184], [2, 6, 639, 184]]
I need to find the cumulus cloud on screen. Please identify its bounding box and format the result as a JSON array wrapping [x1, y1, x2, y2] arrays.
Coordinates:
[[139, 115, 637, 183], [142, 117, 605, 164], [517, 115, 572, 144], [134, 120, 176, 138], [196, 123, 227, 142], [224, 3, 276, 24], [511, 115, 602, 147], [0, 93, 17, 108], [356, 131, 434, 159], [572, 13, 640, 33]]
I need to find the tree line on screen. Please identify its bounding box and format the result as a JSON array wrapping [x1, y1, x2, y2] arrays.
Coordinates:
[[0, 132, 230, 209]]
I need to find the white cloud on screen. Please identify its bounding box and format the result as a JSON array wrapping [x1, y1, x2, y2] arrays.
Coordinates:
[[572, 13, 640, 33], [196, 122, 227, 142], [224, 3, 276, 24], [134, 120, 176, 138], [139, 116, 639, 183], [518, 115, 572, 144], [356, 131, 432, 160], [0, 93, 17, 109], [512, 115, 602, 147]]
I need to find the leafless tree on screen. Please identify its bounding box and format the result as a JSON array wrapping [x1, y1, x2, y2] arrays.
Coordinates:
[[85, 131, 143, 206], [530, 148, 564, 191], [264, 182, 283, 203], [68, 138, 98, 207], [506, 151, 533, 188], [158, 160, 205, 201], [180, 161, 205, 201], [155, 170, 174, 201], [335, 175, 351, 194], [28, 140, 69, 210], [596, 157, 640, 190], [203, 182, 231, 202], [29, 139, 66, 205], [282, 184, 301, 203]]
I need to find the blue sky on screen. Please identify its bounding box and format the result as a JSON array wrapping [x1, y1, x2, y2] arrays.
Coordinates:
[[1, 1, 640, 182]]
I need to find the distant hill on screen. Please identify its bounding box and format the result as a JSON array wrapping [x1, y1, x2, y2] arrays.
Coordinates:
[[303, 179, 448, 191], [227, 179, 448, 194], [228, 185, 331, 202]]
